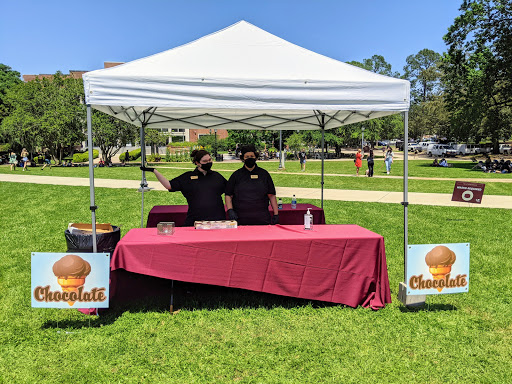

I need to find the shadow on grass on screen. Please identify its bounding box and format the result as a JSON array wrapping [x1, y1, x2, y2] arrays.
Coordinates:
[[41, 276, 342, 329]]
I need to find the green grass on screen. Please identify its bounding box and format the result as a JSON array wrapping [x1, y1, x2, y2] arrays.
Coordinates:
[[2, 161, 512, 196], [0, 182, 511, 383]]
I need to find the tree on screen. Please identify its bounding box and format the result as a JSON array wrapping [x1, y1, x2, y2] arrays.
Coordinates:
[[347, 55, 400, 77], [403, 49, 443, 103], [0, 64, 22, 130], [443, 0, 512, 151], [92, 111, 139, 162], [408, 95, 450, 140], [1, 73, 87, 162]]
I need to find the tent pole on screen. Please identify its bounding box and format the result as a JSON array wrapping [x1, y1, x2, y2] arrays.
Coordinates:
[[86, 105, 97, 253], [140, 123, 148, 228], [403, 111, 409, 281], [279, 130, 283, 169], [321, 115, 325, 210]]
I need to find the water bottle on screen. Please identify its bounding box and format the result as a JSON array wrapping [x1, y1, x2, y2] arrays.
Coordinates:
[[278, 198, 283, 209], [304, 208, 313, 230], [291, 195, 297, 209]]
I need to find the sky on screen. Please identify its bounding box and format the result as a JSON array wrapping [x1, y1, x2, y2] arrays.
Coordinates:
[[0, 0, 463, 78]]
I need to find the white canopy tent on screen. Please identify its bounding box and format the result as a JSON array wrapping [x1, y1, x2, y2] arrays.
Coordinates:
[[82, 20, 411, 280]]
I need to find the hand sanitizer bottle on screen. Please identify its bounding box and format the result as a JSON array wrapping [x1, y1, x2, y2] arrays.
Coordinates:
[[304, 208, 313, 230], [291, 195, 297, 209], [278, 198, 283, 209]]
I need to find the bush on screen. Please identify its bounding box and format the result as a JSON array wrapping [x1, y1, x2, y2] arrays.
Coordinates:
[[120, 149, 141, 162], [73, 150, 99, 163], [286, 152, 296, 160], [0, 143, 10, 152], [146, 154, 161, 162]]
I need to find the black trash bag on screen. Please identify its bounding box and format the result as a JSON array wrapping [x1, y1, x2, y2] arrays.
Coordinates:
[[65, 226, 121, 255]]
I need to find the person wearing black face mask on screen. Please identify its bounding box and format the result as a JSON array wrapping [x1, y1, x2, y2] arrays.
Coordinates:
[[141, 149, 227, 226], [225, 145, 279, 225]]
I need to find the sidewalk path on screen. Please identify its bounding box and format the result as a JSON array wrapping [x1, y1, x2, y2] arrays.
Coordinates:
[[2, 173, 511, 209]]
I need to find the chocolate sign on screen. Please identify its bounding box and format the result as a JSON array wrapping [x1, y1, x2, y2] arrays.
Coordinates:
[[452, 181, 485, 204]]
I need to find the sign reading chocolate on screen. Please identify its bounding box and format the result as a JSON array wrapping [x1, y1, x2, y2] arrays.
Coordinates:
[[406, 243, 470, 295], [31, 252, 110, 308], [451, 181, 485, 204]]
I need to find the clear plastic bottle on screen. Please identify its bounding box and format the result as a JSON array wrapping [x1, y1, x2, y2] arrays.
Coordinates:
[[291, 195, 297, 209], [278, 198, 283, 209], [304, 208, 313, 230]]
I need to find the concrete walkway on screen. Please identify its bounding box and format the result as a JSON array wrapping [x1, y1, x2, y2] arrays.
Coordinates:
[[2, 173, 511, 209]]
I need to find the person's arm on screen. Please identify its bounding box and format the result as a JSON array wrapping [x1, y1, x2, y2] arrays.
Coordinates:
[[141, 166, 172, 190], [225, 195, 233, 210], [153, 170, 172, 190], [268, 194, 278, 215]]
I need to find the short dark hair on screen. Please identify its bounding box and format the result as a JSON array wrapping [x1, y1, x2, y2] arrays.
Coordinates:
[[239, 145, 259, 160], [190, 149, 210, 164]]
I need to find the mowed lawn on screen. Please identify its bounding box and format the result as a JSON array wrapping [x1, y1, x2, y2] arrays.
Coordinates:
[[0, 181, 510, 383], [2, 159, 512, 196]]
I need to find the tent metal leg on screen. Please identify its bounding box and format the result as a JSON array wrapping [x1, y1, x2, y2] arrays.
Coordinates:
[[398, 111, 424, 306], [86, 105, 97, 253], [140, 123, 147, 228], [320, 118, 325, 210]]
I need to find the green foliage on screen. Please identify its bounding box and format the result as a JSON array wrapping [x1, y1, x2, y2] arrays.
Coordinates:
[[284, 133, 307, 151], [146, 154, 161, 162], [92, 111, 138, 162], [0, 73, 86, 162], [0, 63, 22, 128], [403, 49, 443, 103], [167, 141, 194, 148], [443, 0, 512, 151], [0, 142, 10, 152], [347, 55, 400, 77], [72, 150, 99, 163]]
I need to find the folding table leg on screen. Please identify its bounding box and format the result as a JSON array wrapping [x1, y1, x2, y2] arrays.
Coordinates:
[[169, 279, 174, 313]]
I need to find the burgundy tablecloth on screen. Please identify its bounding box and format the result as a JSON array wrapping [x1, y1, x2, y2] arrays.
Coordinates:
[[146, 203, 326, 227], [111, 225, 391, 309]]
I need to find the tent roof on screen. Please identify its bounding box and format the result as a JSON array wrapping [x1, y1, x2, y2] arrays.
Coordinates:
[[83, 21, 410, 130]]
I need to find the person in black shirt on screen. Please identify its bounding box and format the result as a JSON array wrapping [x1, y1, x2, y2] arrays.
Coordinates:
[[225, 145, 279, 225], [298, 148, 307, 172], [141, 149, 227, 226]]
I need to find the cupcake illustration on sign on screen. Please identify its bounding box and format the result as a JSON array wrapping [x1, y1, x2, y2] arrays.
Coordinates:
[[425, 246, 456, 292], [52, 254, 91, 306]]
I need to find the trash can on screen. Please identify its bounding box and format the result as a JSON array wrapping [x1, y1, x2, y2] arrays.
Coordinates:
[[65, 226, 121, 255], [216, 154, 223, 162]]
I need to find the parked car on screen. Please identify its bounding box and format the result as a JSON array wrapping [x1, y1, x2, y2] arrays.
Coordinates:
[[454, 144, 480, 156], [427, 144, 456, 157], [476, 144, 492, 154], [416, 141, 438, 152], [499, 144, 511, 155]]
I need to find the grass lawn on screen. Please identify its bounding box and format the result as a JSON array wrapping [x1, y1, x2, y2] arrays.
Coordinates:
[[2, 160, 512, 197], [0, 182, 511, 383]]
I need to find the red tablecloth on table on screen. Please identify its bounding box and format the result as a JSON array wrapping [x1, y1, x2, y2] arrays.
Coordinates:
[[146, 203, 326, 227], [111, 224, 391, 309]]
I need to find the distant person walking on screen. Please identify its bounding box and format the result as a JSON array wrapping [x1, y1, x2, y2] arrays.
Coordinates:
[[9, 151, 17, 171], [367, 149, 374, 177], [41, 152, 52, 170], [124, 150, 130, 164], [384, 146, 394, 174], [21, 148, 29, 171], [354, 148, 363, 176], [298, 148, 307, 172]]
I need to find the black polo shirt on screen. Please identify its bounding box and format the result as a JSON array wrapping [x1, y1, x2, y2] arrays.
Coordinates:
[[225, 164, 276, 225], [169, 168, 227, 226]]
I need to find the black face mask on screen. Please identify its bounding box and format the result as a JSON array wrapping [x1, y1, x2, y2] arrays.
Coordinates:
[[200, 162, 212, 171], [244, 158, 257, 168]]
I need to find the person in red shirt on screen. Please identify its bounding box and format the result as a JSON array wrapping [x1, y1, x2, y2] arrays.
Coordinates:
[[354, 148, 363, 176]]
